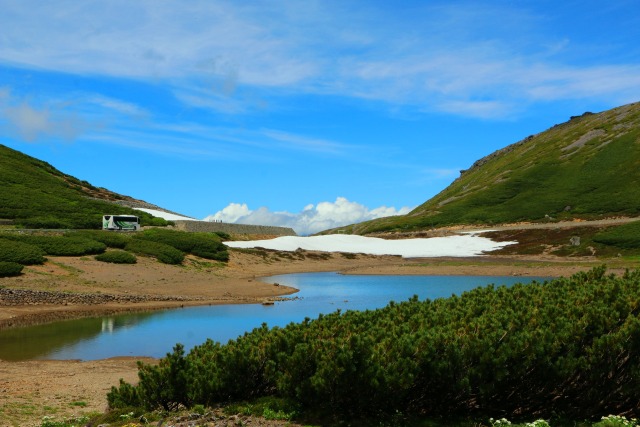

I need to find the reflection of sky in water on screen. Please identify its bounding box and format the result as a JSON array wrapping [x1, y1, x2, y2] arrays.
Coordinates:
[[4, 273, 550, 361]]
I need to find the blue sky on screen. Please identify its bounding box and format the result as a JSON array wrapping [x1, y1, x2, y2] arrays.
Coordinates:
[[1, 1, 639, 234]]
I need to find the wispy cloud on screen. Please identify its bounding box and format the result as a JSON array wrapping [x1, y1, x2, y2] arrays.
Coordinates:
[[85, 95, 149, 118], [204, 197, 414, 235], [81, 119, 355, 161], [0, 88, 87, 141], [0, 83, 357, 160], [261, 129, 350, 155], [2, 1, 639, 119]]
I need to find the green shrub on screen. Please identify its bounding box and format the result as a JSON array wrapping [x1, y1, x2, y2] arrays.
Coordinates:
[[95, 250, 137, 264], [214, 231, 231, 241], [17, 216, 73, 229], [109, 267, 640, 421], [0, 238, 46, 264], [1, 234, 106, 256], [66, 230, 131, 249], [40, 415, 91, 427], [594, 415, 639, 427], [45, 237, 106, 256], [125, 239, 184, 264], [190, 242, 229, 261], [136, 229, 228, 261], [593, 221, 640, 249], [141, 217, 172, 227], [0, 261, 24, 277]]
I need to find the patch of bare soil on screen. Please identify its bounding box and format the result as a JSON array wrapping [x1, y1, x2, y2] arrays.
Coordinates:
[[0, 357, 151, 427]]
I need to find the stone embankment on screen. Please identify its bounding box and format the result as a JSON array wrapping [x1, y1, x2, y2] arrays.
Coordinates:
[[105, 199, 297, 236], [173, 220, 296, 236]]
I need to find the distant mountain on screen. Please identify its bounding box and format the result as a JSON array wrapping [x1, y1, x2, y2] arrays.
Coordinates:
[[330, 101, 640, 235], [0, 143, 169, 229]]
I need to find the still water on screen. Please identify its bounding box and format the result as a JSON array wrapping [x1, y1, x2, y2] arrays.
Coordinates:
[[0, 273, 550, 361]]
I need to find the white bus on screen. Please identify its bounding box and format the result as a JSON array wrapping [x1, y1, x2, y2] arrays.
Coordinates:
[[102, 215, 140, 231]]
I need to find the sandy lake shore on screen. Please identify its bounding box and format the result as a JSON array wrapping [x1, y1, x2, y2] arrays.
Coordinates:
[[0, 247, 628, 426]]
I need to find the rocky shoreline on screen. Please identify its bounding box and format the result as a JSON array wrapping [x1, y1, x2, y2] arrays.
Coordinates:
[[0, 287, 197, 306], [0, 286, 298, 330], [0, 287, 209, 330]]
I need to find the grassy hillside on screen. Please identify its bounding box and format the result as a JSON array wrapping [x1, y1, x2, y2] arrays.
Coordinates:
[[334, 101, 640, 235], [0, 143, 168, 229]]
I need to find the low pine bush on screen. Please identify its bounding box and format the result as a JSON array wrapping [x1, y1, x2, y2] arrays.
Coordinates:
[[17, 216, 73, 229], [95, 250, 137, 264], [0, 261, 24, 277], [214, 232, 231, 241], [142, 216, 172, 227], [190, 242, 229, 261], [125, 239, 184, 265], [66, 230, 131, 249], [1, 234, 106, 256], [136, 229, 228, 261], [44, 237, 106, 256], [593, 221, 640, 249], [109, 267, 640, 421], [0, 238, 46, 265]]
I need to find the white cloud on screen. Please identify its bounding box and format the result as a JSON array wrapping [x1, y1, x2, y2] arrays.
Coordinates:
[[203, 197, 413, 235], [206, 203, 253, 223]]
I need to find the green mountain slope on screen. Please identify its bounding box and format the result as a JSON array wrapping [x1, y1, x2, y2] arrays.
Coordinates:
[[336, 101, 640, 235], [0, 143, 167, 229]]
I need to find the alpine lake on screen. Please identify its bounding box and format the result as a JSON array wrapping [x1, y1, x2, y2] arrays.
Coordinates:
[[0, 272, 551, 361]]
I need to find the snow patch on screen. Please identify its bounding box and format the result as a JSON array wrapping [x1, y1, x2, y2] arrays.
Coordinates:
[[135, 208, 198, 221], [224, 234, 516, 258]]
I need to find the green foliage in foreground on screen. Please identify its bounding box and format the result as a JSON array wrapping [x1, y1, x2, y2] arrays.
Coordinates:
[[108, 266, 640, 422], [39, 415, 91, 427], [135, 228, 229, 261], [593, 221, 640, 249], [124, 239, 185, 265], [95, 250, 137, 264], [0, 261, 24, 277], [0, 238, 46, 265], [488, 415, 638, 427], [37, 412, 639, 427]]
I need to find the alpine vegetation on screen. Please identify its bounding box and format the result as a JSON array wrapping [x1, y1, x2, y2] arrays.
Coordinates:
[[108, 266, 640, 422]]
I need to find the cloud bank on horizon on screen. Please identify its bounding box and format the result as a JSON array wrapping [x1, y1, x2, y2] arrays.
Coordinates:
[[1, 1, 639, 223], [204, 197, 413, 236]]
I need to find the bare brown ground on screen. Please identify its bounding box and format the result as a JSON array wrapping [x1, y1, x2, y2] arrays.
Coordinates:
[[0, 246, 627, 426]]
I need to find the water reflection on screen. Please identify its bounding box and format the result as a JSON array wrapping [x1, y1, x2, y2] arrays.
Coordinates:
[[102, 318, 113, 333], [0, 312, 156, 361]]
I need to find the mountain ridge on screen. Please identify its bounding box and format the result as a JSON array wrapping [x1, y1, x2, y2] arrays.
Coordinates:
[[0, 143, 172, 228], [326, 101, 640, 235]]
